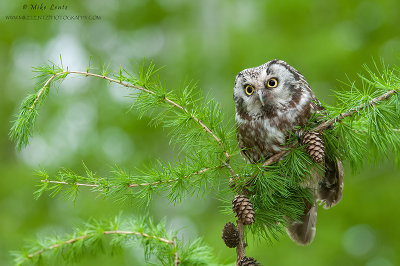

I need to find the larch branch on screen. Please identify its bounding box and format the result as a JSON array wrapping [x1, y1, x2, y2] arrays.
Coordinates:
[[34, 70, 231, 160], [263, 88, 399, 166], [27, 230, 173, 260], [32, 67, 243, 265], [313, 89, 397, 132], [173, 236, 180, 266], [40, 166, 220, 189], [235, 220, 246, 264]]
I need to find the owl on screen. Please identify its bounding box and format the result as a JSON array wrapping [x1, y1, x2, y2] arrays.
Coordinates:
[[233, 59, 344, 245]]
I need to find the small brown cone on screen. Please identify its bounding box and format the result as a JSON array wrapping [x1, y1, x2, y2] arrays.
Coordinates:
[[239, 256, 260, 266], [302, 131, 325, 163], [232, 195, 255, 225], [222, 222, 239, 248]]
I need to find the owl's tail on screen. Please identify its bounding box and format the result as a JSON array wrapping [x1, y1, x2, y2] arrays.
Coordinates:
[[286, 201, 317, 245], [286, 157, 344, 245]]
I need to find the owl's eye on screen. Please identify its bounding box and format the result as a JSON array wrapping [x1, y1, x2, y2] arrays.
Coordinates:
[[245, 85, 255, 95], [267, 78, 278, 88]]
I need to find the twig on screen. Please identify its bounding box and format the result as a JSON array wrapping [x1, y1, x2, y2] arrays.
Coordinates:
[[27, 230, 174, 259], [128, 166, 217, 188], [104, 230, 174, 244], [313, 89, 397, 132], [40, 166, 220, 189], [235, 220, 246, 264], [262, 88, 399, 166], [173, 236, 180, 266], [41, 180, 99, 187], [262, 148, 295, 167], [30, 74, 60, 109]]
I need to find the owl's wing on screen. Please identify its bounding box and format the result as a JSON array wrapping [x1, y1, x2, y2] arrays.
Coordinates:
[[306, 91, 344, 208], [302, 91, 344, 208], [318, 156, 344, 209]]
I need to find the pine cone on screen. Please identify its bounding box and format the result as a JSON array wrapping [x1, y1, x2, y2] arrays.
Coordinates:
[[232, 195, 255, 225], [239, 256, 260, 266], [222, 222, 239, 248], [302, 131, 325, 163]]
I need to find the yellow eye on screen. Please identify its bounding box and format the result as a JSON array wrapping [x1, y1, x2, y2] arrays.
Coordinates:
[[267, 78, 278, 88], [245, 85, 254, 95]]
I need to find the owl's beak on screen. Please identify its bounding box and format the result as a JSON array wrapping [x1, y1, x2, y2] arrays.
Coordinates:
[[257, 90, 265, 106]]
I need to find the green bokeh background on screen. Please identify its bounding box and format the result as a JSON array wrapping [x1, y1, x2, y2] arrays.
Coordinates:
[[1, 0, 400, 265]]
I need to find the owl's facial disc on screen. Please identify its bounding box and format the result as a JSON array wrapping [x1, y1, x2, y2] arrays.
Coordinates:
[[234, 59, 311, 120]]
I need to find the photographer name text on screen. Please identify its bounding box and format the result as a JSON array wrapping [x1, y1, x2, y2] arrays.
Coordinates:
[[24, 3, 68, 11]]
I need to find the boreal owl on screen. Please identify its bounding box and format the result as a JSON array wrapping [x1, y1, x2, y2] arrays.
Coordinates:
[[233, 59, 344, 245]]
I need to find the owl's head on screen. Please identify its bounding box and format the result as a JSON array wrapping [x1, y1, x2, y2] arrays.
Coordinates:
[[233, 59, 309, 118]]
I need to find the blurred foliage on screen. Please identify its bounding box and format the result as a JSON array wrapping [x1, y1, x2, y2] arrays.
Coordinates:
[[13, 215, 220, 266], [1, 0, 400, 265]]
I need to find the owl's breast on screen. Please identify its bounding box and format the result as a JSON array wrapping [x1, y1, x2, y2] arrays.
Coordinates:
[[235, 93, 314, 163], [237, 118, 290, 163]]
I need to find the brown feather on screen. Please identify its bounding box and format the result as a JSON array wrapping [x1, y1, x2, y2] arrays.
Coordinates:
[[318, 157, 344, 209], [286, 201, 317, 245]]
